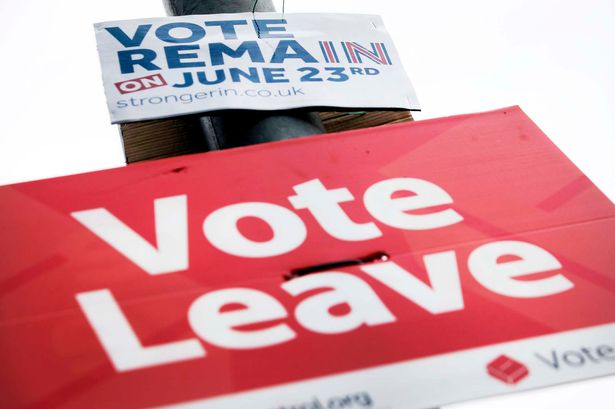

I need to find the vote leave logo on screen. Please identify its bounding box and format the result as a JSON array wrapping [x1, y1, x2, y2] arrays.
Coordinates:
[[487, 355, 530, 385]]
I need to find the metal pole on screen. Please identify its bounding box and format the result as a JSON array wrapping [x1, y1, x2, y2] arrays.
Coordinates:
[[163, 0, 325, 150]]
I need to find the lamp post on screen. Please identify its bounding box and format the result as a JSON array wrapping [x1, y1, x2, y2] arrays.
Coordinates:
[[163, 0, 325, 150]]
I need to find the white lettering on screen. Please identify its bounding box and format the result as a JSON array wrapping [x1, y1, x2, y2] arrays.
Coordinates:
[[76, 289, 204, 372], [469, 240, 573, 297], [203, 202, 307, 258], [188, 288, 295, 349], [361, 252, 464, 314], [71, 195, 188, 275], [288, 179, 382, 241], [283, 272, 396, 334], [363, 177, 463, 230]]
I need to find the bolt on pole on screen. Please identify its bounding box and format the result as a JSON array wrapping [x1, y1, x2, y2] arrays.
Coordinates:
[[163, 0, 325, 150]]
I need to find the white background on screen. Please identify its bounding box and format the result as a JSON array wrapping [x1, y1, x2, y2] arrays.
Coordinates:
[[0, 1, 613, 408]]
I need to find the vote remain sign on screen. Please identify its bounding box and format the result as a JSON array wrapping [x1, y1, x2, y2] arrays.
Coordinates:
[[1, 107, 614, 409]]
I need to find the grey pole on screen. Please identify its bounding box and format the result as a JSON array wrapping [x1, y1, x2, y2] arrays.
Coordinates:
[[163, 0, 325, 150]]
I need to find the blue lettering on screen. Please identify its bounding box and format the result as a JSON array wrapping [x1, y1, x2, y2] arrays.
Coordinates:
[[209, 41, 265, 66], [197, 70, 226, 85], [155, 22, 206, 43], [229, 67, 261, 83], [164, 45, 205, 69], [118, 49, 161, 74], [252, 19, 293, 39], [263, 68, 289, 83], [173, 72, 193, 88], [205, 20, 248, 40], [271, 40, 317, 64], [105, 25, 152, 48]]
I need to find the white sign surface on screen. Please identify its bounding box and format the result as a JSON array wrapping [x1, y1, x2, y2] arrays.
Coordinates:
[[160, 323, 615, 409], [94, 13, 420, 123]]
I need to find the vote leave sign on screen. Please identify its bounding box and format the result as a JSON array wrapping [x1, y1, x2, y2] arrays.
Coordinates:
[[94, 13, 419, 123], [1, 107, 614, 409]]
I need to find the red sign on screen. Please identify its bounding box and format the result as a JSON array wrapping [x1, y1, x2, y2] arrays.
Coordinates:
[[1, 107, 614, 409]]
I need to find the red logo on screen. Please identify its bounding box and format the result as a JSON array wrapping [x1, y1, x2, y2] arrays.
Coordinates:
[[115, 74, 167, 94], [487, 355, 529, 384]]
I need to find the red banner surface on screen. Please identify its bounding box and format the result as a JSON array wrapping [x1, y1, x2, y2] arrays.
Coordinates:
[[1, 107, 614, 409]]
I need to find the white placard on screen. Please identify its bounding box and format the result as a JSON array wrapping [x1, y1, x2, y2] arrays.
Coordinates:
[[94, 13, 420, 123], [160, 323, 615, 409]]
